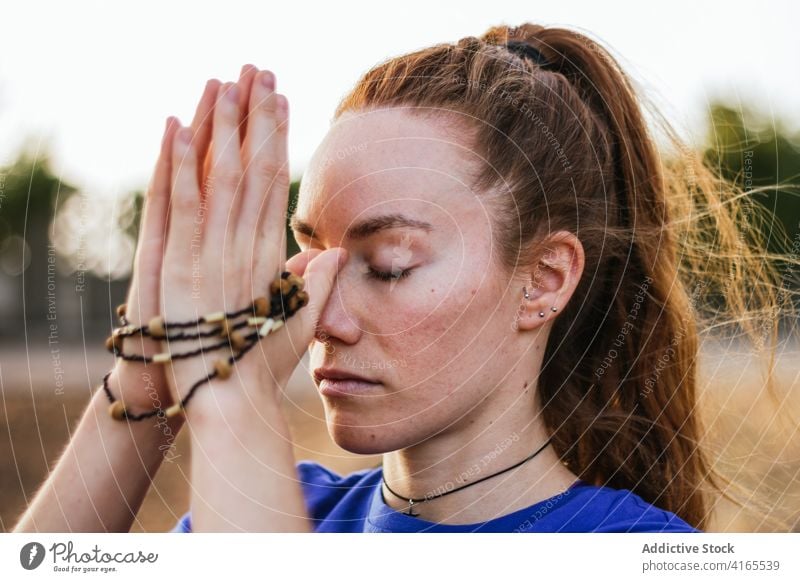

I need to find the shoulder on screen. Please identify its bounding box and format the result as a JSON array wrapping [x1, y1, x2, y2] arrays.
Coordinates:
[[167, 460, 379, 532], [296, 459, 380, 524], [550, 482, 701, 533]]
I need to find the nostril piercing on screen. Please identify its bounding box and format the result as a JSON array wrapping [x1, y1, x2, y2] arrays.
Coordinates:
[[551, 306, 557, 312], [538, 311, 545, 317]]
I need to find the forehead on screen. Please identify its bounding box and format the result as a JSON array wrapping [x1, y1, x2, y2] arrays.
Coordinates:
[[295, 108, 480, 239]]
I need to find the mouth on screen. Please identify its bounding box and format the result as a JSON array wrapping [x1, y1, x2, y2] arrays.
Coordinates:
[[313, 367, 383, 397]]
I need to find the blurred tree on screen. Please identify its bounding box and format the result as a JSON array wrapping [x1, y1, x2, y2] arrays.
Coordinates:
[[702, 102, 800, 322], [703, 103, 800, 255], [0, 149, 77, 245]]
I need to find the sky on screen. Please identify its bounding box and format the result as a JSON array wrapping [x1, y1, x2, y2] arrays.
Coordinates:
[[1, 0, 798, 198]]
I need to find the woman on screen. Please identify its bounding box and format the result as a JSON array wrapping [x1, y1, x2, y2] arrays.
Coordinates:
[[13, 23, 791, 533]]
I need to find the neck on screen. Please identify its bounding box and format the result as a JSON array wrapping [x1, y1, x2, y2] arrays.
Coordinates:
[[380, 375, 579, 525]]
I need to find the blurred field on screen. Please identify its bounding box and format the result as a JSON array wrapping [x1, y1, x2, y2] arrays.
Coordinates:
[[1, 340, 798, 532]]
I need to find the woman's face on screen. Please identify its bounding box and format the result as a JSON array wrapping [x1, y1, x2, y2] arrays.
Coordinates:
[[294, 108, 531, 454]]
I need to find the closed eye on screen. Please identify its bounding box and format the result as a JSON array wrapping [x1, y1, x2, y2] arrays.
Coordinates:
[[366, 266, 414, 282]]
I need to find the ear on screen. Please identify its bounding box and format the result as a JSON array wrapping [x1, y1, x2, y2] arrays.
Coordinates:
[[514, 231, 584, 332]]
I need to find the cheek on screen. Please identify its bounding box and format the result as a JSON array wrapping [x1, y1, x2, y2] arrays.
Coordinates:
[[377, 266, 503, 388]]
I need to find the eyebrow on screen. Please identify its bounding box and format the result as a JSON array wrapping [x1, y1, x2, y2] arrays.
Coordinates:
[[290, 213, 434, 242]]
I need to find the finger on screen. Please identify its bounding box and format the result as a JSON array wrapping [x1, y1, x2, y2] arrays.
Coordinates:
[[238, 70, 279, 250], [251, 94, 290, 286], [127, 116, 179, 318], [190, 78, 222, 189], [205, 82, 244, 252], [261, 94, 290, 251], [237, 64, 259, 144], [164, 125, 201, 277]]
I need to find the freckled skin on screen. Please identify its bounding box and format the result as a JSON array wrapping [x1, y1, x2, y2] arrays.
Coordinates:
[[293, 108, 585, 523], [295, 109, 577, 466], [294, 110, 511, 453]]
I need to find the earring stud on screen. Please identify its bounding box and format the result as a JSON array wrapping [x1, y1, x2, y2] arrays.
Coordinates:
[[523, 288, 559, 316]]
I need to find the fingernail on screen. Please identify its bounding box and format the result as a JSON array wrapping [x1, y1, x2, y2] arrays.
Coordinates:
[[336, 247, 348, 268], [260, 71, 275, 90], [276, 94, 287, 116], [225, 84, 239, 104], [177, 127, 192, 145]]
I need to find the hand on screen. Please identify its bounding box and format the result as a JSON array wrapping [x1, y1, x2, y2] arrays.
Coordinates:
[[111, 65, 258, 413], [156, 67, 347, 411]]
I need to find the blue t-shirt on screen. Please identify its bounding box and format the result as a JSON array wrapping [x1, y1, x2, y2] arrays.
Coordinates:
[[169, 460, 700, 533]]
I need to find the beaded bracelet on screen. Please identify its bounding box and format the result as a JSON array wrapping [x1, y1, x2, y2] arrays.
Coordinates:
[[102, 270, 308, 422]]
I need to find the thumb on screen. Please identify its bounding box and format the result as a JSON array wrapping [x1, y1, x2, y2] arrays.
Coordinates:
[[270, 247, 348, 376], [298, 246, 348, 330], [285, 248, 325, 279]]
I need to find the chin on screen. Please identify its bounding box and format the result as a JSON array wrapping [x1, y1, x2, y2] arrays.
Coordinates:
[[324, 415, 407, 455]]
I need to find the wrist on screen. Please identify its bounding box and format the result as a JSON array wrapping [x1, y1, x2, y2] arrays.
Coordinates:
[[108, 360, 174, 410], [181, 362, 283, 427], [95, 371, 185, 446]]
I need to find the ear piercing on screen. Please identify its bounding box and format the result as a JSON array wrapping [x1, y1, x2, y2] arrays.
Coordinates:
[[523, 287, 558, 317]]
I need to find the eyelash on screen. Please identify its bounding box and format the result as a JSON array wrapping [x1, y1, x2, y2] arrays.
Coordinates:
[[366, 266, 414, 282]]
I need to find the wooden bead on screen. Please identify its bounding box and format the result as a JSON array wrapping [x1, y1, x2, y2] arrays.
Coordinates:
[[148, 316, 166, 339], [219, 318, 233, 337], [258, 318, 275, 337], [269, 277, 292, 295], [118, 325, 137, 336], [247, 316, 267, 327], [116, 303, 127, 319], [204, 311, 225, 324], [165, 403, 184, 418], [152, 352, 172, 364], [105, 334, 122, 353], [109, 400, 127, 420], [287, 292, 306, 311], [253, 297, 270, 317], [214, 358, 233, 379], [229, 330, 248, 351], [286, 273, 305, 291], [295, 290, 309, 308]]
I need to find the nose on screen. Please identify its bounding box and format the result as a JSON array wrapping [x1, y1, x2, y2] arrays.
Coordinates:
[[313, 263, 363, 347]]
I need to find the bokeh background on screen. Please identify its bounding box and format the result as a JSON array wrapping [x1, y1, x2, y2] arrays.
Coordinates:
[[1, 0, 799, 532]]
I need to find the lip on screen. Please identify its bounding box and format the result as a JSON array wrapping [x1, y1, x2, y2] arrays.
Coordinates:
[[318, 378, 383, 397], [313, 367, 382, 397], [313, 367, 377, 384]]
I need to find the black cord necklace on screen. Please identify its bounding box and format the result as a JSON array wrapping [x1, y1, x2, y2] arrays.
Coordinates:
[[381, 436, 554, 517]]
